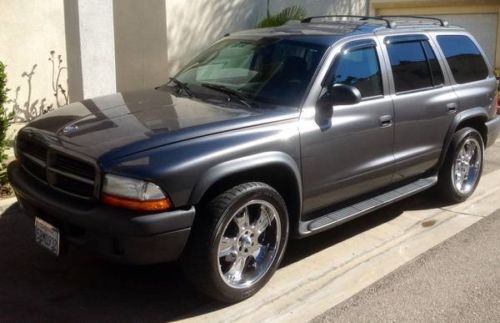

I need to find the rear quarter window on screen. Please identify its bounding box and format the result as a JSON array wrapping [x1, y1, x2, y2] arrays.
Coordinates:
[[437, 35, 489, 84]]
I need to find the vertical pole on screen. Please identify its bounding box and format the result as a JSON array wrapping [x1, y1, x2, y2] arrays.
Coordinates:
[[78, 0, 116, 98]]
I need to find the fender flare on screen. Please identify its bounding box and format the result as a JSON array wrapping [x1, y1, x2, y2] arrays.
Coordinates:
[[188, 151, 302, 208], [437, 107, 488, 170]]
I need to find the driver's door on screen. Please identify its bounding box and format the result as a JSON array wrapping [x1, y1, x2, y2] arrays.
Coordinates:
[[300, 39, 395, 216]]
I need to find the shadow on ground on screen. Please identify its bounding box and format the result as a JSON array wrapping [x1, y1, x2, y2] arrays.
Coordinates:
[[0, 190, 447, 322]]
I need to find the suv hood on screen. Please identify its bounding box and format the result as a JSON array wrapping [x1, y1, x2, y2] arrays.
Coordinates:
[[24, 89, 298, 162]]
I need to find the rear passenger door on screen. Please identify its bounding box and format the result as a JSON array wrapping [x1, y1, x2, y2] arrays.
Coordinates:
[[382, 35, 458, 182], [435, 34, 497, 120]]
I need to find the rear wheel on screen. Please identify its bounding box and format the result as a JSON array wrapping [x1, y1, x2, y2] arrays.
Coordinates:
[[437, 127, 484, 203], [182, 182, 289, 302]]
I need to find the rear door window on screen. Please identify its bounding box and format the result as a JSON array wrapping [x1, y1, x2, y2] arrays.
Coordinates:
[[386, 37, 445, 93], [437, 35, 489, 84], [387, 40, 432, 93]]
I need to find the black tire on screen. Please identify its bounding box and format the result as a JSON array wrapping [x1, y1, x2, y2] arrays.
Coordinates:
[[436, 127, 484, 203], [181, 182, 289, 303]]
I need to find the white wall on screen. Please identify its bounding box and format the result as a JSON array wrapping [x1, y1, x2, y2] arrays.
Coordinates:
[[166, 0, 367, 75], [0, 0, 67, 121], [166, 0, 265, 74]]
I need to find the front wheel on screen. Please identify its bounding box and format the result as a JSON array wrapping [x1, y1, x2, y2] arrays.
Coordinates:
[[182, 182, 289, 302], [437, 127, 484, 203]]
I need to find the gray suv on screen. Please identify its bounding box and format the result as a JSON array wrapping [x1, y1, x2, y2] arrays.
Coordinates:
[[8, 15, 500, 302]]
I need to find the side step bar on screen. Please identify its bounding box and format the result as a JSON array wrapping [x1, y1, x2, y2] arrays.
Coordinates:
[[299, 176, 438, 236]]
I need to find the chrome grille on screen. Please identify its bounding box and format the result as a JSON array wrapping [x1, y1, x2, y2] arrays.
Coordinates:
[[17, 133, 98, 200]]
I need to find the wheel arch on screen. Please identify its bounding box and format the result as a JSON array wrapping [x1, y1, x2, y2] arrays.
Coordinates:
[[437, 108, 488, 171], [189, 152, 302, 231]]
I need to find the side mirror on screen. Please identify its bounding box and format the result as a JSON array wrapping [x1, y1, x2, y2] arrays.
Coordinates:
[[328, 84, 362, 105], [317, 84, 362, 115]]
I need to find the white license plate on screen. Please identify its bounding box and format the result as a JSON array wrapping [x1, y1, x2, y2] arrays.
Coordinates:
[[35, 217, 60, 256]]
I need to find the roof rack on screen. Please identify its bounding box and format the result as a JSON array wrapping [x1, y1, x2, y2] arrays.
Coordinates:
[[301, 15, 395, 28], [377, 15, 449, 27]]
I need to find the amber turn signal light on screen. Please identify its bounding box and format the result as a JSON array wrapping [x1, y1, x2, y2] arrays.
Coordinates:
[[102, 194, 172, 212]]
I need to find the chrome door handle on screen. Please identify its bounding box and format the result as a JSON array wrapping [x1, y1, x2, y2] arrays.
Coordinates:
[[379, 115, 392, 128]]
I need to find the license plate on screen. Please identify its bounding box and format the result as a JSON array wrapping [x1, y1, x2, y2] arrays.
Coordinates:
[[35, 217, 60, 256]]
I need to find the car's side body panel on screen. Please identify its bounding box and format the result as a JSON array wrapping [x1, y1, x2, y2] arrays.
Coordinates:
[[428, 31, 498, 166], [299, 95, 395, 215], [375, 33, 459, 181], [297, 28, 497, 224], [187, 151, 302, 206], [391, 86, 457, 180]]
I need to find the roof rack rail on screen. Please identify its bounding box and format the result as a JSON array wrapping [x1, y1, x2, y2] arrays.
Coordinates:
[[377, 15, 449, 27], [301, 15, 395, 28]]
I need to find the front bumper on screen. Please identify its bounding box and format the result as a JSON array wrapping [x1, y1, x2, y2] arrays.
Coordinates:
[[8, 162, 195, 265], [486, 116, 500, 148]]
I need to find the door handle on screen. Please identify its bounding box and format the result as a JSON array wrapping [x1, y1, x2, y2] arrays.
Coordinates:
[[446, 103, 458, 114], [379, 115, 392, 128]]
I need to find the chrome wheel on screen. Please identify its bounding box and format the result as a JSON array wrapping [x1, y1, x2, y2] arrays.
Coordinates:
[[217, 199, 281, 289], [452, 137, 482, 195]]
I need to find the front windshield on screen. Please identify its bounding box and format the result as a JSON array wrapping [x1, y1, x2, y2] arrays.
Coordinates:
[[174, 38, 328, 107]]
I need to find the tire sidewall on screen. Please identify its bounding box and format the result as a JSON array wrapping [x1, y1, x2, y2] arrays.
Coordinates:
[[208, 185, 289, 302]]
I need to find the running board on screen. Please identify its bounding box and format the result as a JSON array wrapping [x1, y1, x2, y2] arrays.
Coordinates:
[[299, 176, 438, 236]]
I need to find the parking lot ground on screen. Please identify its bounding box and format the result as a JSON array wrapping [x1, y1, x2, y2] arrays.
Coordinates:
[[313, 208, 500, 323], [0, 139, 499, 322]]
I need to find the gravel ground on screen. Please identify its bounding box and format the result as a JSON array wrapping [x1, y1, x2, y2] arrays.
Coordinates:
[[313, 210, 500, 323]]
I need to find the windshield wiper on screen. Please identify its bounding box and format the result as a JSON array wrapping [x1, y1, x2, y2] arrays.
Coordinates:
[[201, 83, 253, 108], [169, 77, 193, 97]]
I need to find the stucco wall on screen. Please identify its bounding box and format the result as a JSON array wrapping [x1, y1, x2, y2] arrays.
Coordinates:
[[0, 0, 68, 121], [166, 0, 366, 75]]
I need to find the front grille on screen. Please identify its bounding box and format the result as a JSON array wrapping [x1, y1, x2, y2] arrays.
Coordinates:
[[17, 133, 98, 200], [52, 174, 95, 197], [52, 154, 96, 180], [23, 156, 47, 182], [18, 135, 48, 161]]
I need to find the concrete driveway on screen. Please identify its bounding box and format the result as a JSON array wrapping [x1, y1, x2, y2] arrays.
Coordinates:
[[314, 208, 500, 323], [0, 139, 499, 322]]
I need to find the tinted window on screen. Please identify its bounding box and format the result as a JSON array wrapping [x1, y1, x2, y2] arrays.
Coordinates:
[[331, 46, 383, 98], [387, 41, 433, 92], [437, 35, 489, 84], [421, 41, 444, 86]]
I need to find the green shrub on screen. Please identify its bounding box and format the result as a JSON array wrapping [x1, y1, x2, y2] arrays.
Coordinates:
[[0, 62, 14, 182], [257, 1, 306, 28]]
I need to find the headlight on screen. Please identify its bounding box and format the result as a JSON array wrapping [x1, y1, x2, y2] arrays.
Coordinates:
[[102, 174, 172, 212]]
